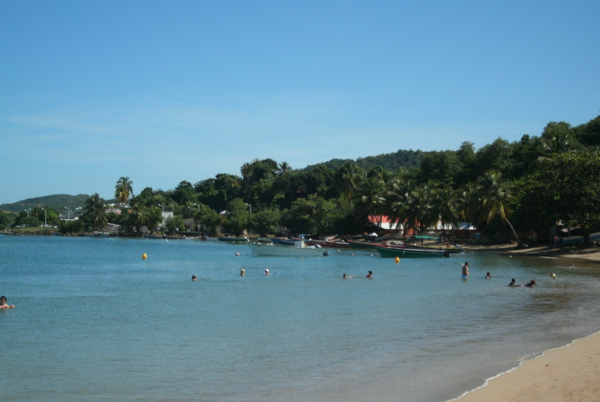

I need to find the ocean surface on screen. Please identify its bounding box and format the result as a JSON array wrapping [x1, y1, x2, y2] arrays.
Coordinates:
[[1, 236, 600, 402]]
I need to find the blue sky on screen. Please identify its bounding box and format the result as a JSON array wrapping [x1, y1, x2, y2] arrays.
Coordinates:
[[1, 0, 599, 205]]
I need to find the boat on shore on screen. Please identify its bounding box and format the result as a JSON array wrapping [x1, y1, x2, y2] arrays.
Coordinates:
[[324, 240, 352, 249], [347, 240, 382, 250], [248, 240, 328, 257], [200, 236, 219, 241], [375, 245, 450, 258], [218, 236, 250, 243]]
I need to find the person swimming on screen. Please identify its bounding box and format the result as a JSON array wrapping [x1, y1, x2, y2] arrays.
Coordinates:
[[525, 279, 536, 288], [240, 269, 245, 277], [0, 296, 14, 309], [191, 275, 197, 281], [264, 269, 270, 276], [508, 278, 518, 287], [343, 273, 354, 279], [485, 272, 491, 280], [549, 272, 556, 279], [366, 271, 373, 279]]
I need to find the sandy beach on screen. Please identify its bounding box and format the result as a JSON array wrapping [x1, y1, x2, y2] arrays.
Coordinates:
[[453, 331, 600, 402]]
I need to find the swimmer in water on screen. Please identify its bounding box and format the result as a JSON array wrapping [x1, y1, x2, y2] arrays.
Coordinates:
[[240, 269, 245, 277], [0, 296, 14, 309], [549, 272, 556, 279], [343, 273, 354, 279], [485, 272, 491, 280], [264, 269, 270, 276], [191, 275, 197, 281], [462, 262, 469, 279], [525, 279, 536, 288], [570, 264, 575, 269], [508, 278, 518, 287], [366, 271, 373, 279]]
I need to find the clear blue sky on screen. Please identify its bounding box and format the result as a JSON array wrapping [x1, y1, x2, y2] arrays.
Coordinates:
[[1, 0, 599, 204]]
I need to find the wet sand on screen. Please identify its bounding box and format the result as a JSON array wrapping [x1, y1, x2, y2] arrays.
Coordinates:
[[452, 331, 600, 402]]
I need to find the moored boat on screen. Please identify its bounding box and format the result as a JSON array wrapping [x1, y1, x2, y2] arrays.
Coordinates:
[[218, 236, 250, 243], [324, 241, 352, 249], [347, 240, 381, 250], [249, 240, 328, 257], [375, 245, 450, 258]]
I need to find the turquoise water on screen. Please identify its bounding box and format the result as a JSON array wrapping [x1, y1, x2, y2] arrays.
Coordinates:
[[2, 236, 600, 402]]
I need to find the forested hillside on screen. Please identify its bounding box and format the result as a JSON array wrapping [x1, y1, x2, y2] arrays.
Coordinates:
[[303, 149, 425, 172], [0, 194, 91, 213]]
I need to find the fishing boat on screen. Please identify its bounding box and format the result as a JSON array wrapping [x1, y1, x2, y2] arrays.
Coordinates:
[[218, 236, 250, 243], [324, 241, 352, 249], [347, 240, 382, 250], [248, 240, 328, 257], [375, 245, 450, 258]]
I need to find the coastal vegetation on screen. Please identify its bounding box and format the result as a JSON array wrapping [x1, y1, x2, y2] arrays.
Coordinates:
[[4, 114, 599, 243]]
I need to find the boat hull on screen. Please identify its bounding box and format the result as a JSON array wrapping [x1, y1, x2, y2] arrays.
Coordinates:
[[375, 246, 448, 258], [218, 237, 250, 243], [347, 240, 381, 250], [249, 243, 327, 257]]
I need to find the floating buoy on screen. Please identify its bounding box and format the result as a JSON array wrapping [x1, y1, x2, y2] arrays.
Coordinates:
[[142, 253, 147, 260], [395, 257, 400, 263], [235, 252, 240, 256]]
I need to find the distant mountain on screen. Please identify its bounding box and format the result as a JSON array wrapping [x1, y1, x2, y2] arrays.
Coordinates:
[[302, 149, 426, 172], [0, 194, 91, 213]]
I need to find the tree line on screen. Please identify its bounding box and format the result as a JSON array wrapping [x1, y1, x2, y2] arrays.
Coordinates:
[[4, 114, 598, 243]]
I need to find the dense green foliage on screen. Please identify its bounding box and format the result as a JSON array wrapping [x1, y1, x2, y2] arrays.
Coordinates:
[[9, 113, 600, 242]]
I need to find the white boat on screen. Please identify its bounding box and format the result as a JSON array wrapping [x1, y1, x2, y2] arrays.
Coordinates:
[[248, 240, 328, 257]]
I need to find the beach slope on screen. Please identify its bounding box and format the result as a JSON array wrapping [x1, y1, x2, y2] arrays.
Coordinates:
[[454, 332, 600, 402]]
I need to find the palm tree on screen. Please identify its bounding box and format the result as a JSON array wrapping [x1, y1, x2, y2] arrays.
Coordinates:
[[529, 131, 575, 171], [334, 162, 364, 206], [458, 182, 479, 240], [277, 161, 292, 176], [84, 193, 108, 230], [355, 176, 386, 231], [433, 185, 461, 240], [476, 170, 519, 241], [404, 184, 436, 237], [115, 177, 134, 206], [386, 176, 413, 233]]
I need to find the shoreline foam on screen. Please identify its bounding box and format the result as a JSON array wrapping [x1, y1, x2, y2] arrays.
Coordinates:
[[447, 330, 600, 402]]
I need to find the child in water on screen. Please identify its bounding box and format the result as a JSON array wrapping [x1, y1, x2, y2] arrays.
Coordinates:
[[549, 272, 556, 279], [508, 278, 518, 287], [525, 279, 536, 288], [0, 296, 15, 309]]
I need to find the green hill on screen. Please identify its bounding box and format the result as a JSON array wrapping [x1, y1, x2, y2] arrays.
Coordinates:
[[0, 194, 91, 213], [302, 149, 426, 172]]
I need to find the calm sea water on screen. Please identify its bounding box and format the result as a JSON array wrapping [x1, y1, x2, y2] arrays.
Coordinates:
[[2, 236, 600, 402]]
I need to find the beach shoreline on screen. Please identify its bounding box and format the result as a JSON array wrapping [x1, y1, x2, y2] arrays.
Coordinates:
[[448, 330, 600, 402], [465, 243, 600, 264]]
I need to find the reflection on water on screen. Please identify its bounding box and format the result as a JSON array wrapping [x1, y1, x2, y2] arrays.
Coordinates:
[[1, 236, 600, 402]]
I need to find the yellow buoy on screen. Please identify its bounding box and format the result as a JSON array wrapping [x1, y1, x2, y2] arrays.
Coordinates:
[[142, 253, 147, 260], [395, 257, 400, 263]]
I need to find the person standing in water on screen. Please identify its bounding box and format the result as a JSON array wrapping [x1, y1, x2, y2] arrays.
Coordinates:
[[240, 269, 245, 277], [462, 262, 469, 279], [485, 272, 491, 280], [0, 296, 14, 309]]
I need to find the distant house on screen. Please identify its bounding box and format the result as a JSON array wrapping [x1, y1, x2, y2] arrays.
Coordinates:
[[101, 223, 120, 233]]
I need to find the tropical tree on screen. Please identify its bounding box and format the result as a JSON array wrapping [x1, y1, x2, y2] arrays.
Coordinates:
[[224, 198, 250, 236], [164, 216, 185, 234], [277, 161, 292, 176], [386, 176, 414, 233], [115, 177, 134, 206], [458, 182, 479, 240], [333, 162, 364, 206], [83, 193, 108, 230], [432, 185, 461, 238], [194, 205, 223, 236], [250, 210, 281, 237], [404, 184, 436, 237], [476, 170, 519, 241], [355, 176, 386, 231]]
